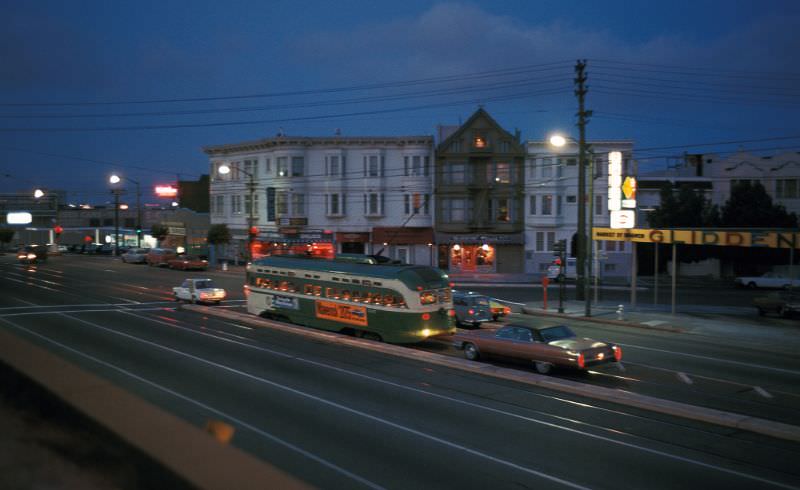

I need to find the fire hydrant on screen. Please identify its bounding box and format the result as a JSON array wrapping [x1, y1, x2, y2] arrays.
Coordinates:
[[616, 304, 625, 321]]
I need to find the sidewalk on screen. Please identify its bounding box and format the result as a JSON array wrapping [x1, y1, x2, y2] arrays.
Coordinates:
[[521, 300, 800, 352]]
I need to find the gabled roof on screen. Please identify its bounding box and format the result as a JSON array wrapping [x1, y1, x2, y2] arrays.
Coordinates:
[[436, 107, 517, 152]]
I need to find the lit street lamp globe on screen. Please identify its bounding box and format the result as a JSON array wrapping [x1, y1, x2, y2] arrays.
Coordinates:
[[33, 189, 45, 198], [549, 134, 567, 148], [217, 164, 231, 175], [109, 174, 121, 184]]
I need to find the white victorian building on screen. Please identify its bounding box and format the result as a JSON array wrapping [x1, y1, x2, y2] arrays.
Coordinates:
[[203, 134, 436, 265], [524, 139, 636, 279]]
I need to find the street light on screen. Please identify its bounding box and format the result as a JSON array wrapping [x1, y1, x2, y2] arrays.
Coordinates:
[[33, 188, 59, 250], [109, 173, 142, 248], [548, 133, 595, 317], [218, 163, 257, 262]]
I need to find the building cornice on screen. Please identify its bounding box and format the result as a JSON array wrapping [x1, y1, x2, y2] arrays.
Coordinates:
[[203, 135, 434, 156]]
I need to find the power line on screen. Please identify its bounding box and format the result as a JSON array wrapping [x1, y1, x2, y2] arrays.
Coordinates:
[[591, 59, 800, 79], [0, 88, 570, 132], [0, 75, 570, 120], [0, 61, 572, 107]]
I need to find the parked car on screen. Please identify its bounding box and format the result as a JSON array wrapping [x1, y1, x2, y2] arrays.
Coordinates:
[[734, 272, 799, 289], [96, 244, 115, 255], [488, 298, 511, 321], [17, 245, 47, 264], [168, 255, 208, 271], [450, 323, 622, 374], [146, 248, 177, 267], [121, 248, 150, 264], [173, 278, 226, 304], [753, 291, 800, 317], [452, 290, 493, 328]]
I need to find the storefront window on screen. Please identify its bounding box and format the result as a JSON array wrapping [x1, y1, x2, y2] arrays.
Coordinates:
[[449, 244, 495, 272]]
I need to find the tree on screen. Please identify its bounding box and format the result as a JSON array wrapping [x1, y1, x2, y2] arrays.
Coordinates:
[[719, 181, 798, 228], [207, 224, 231, 266], [645, 183, 720, 265], [0, 228, 15, 251], [150, 223, 169, 245], [647, 183, 720, 228]]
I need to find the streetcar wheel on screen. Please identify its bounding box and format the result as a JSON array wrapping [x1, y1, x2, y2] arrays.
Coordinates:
[[463, 343, 479, 361], [534, 361, 552, 375], [361, 332, 382, 342]]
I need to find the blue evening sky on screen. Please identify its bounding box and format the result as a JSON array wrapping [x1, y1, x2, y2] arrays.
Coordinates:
[[1, 0, 799, 204]]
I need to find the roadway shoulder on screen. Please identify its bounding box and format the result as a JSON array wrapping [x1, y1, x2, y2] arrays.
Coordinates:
[[182, 304, 800, 443]]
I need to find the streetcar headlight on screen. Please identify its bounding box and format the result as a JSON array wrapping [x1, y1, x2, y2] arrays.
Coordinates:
[[27, 253, 36, 259], [421, 328, 431, 337]]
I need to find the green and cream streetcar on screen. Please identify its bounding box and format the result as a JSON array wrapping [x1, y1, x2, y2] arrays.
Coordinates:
[[245, 254, 455, 343]]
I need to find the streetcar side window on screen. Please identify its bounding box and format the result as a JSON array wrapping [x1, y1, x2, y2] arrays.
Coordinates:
[[304, 284, 314, 295]]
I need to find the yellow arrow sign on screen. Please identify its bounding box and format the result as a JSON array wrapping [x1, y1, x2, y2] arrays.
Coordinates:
[[622, 176, 637, 199]]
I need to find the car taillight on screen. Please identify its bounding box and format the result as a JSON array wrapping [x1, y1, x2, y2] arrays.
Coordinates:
[[422, 313, 430, 321], [577, 353, 585, 369], [504, 307, 511, 315], [612, 345, 622, 361], [447, 309, 455, 317], [243, 285, 250, 297], [468, 308, 475, 315]]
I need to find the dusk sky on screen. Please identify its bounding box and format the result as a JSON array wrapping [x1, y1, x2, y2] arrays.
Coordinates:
[[2, 0, 799, 205]]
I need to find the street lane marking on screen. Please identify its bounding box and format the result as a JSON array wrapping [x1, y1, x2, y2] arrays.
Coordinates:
[[3, 276, 59, 292], [0, 307, 175, 317], [103, 269, 117, 273], [108, 296, 140, 304], [56, 313, 591, 490], [106, 311, 800, 489], [677, 372, 693, 385], [616, 343, 800, 376], [0, 301, 174, 311], [226, 322, 254, 331], [754, 386, 774, 399], [0, 316, 384, 490]]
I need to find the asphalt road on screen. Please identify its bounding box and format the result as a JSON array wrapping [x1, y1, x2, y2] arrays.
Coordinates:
[[1, 254, 799, 489]]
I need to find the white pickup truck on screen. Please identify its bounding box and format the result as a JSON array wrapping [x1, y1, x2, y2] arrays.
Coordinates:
[[734, 272, 800, 289], [173, 278, 227, 304]]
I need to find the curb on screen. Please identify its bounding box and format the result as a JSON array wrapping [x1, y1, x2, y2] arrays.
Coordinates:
[[182, 304, 800, 443], [0, 326, 308, 490], [522, 306, 686, 333]]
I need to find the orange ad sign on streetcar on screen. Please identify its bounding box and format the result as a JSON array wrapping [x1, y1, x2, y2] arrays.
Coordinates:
[[315, 300, 368, 327]]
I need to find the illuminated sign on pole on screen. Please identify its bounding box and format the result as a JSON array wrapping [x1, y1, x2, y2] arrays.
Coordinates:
[[154, 185, 178, 198], [608, 151, 635, 229], [6, 212, 33, 225]]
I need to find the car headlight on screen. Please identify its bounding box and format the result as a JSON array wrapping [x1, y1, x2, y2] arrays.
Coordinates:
[[27, 253, 36, 259]]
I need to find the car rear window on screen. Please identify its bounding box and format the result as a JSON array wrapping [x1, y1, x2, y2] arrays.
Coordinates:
[[539, 325, 576, 342]]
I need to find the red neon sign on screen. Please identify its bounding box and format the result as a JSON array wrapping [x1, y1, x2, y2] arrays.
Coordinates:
[[154, 185, 178, 198]]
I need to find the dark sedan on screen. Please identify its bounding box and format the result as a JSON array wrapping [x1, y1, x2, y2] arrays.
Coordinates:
[[167, 255, 209, 271], [449, 323, 621, 374], [754, 291, 800, 318]]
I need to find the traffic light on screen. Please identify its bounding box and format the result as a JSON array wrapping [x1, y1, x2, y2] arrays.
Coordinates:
[[136, 226, 142, 236], [248, 226, 259, 237], [553, 239, 566, 253], [53, 225, 63, 236]]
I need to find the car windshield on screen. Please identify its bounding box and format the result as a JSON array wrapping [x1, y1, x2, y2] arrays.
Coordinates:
[[539, 325, 577, 342], [195, 280, 215, 289], [472, 296, 490, 307]]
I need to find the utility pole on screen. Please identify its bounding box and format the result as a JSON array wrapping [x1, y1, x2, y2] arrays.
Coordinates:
[[113, 189, 120, 256], [575, 59, 591, 301]]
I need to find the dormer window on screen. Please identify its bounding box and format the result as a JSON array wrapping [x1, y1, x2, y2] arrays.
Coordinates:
[[474, 135, 486, 148]]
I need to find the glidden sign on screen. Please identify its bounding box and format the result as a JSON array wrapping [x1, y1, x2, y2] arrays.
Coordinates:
[[593, 227, 800, 249]]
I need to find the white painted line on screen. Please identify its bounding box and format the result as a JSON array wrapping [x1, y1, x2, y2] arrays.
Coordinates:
[[641, 320, 668, 327], [227, 322, 254, 331], [108, 296, 140, 304], [103, 269, 117, 273], [3, 276, 59, 292], [63, 311, 800, 489], [0, 307, 175, 317], [754, 386, 774, 399], [617, 343, 800, 376], [677, 372, 693, 385]]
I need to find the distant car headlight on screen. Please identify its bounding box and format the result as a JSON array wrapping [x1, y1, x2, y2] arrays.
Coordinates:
[[27, 253, 36, 259]]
